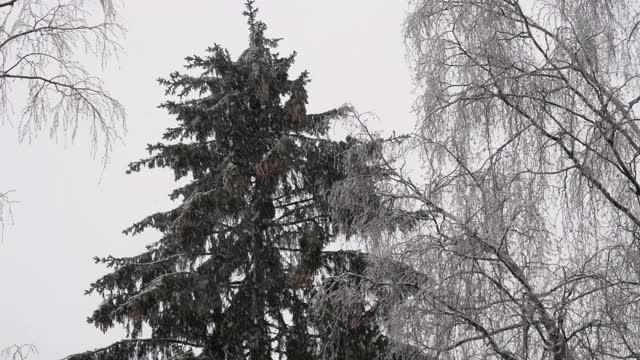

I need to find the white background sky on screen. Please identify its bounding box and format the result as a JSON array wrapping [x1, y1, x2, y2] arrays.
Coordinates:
[[0, 1, 413, 359]]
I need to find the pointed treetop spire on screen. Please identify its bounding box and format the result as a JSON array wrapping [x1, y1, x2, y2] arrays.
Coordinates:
[[243, 0, 259, 27], [243, 0, 265, 47], [241, 1, 280, 48]]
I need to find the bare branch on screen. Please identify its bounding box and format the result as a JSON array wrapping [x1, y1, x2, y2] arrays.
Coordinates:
[[0, 0, 126, 160]]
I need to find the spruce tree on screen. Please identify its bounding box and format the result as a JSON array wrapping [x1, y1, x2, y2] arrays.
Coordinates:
[[66, 3, 390, 360]]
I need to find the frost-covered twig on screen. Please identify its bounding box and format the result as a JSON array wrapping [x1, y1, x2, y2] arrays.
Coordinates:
[[1, 344, 37, 360], [0, 190, 15, 236]]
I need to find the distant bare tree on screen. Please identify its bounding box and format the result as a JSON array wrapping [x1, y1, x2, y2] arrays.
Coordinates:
[[1, 345, 37, 360], [324, 1, 640, 359], [0, 190, 14, 234]]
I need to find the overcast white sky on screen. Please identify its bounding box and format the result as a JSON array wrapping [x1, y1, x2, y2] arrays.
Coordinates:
[[0, 1, 413, 359]]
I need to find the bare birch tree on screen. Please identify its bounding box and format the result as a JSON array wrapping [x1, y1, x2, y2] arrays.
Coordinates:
[[322, 1, 640, 359], [0, 0, 124, 230], [0, 0, 125, 151]]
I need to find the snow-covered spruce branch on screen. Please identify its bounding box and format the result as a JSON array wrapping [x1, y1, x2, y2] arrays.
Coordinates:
[[62, 338, 203, 360]]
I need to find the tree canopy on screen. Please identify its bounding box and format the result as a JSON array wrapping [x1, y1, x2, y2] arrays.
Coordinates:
[[66, 3, 394, 360]]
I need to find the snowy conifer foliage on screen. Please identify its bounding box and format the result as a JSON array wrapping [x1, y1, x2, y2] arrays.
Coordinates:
[[65, 3, 387, 359]]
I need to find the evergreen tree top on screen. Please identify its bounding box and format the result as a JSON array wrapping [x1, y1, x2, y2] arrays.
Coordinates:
[[64, 4, 393, 360]]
